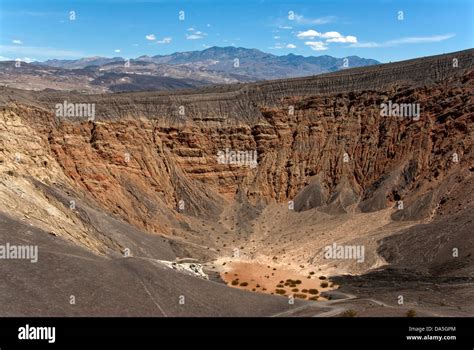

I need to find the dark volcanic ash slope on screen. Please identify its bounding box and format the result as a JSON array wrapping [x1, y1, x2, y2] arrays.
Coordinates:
[[0, 49, 473, 316]]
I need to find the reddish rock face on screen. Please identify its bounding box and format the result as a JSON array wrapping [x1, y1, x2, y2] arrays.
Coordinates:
[[1, 51, 472, 237], [0, 49, 471, 278]]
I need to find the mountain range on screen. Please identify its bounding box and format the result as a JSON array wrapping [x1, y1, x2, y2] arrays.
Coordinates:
[[0, 46, 379, 93]]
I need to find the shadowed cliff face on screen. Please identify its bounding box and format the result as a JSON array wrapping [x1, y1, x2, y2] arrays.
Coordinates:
[[0, 49, 473, 287]]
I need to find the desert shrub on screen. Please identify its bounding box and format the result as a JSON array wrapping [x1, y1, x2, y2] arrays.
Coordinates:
[[231, 280, 239, 286], [406, 309, 416, 318], [291, 288, 299, 292], [301, 289, 308, 293], [308, 289, 319, 295], [294, 293, 307, 299], [256, 284, 260, 288], [275, 289, 286, 295], [319, 276, 327, 280], [320, 281, 329, 288], [276, 284, 284, 288], [309, 271, 315, 275], [309, 296, 318, 301], [240, 282, 248, 287], [294, 280, 302, 284], [342, 309, 357, 317]]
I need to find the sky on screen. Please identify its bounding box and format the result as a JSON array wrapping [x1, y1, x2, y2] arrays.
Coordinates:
[[0, 0, 473, 63]]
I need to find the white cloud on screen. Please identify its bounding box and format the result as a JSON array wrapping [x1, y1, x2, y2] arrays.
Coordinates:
[[114, 49, 121, 53], [297, 30, 357, 45], [145, 34, 156, 41], [186, 34, 204, 40], [156, 37, 172, 44], [12, 40, 23, 45], [387, 34, 454, 45], [286, 43, 296, 49], [296, 30, 321, 39], [293, 14, 335, 25], [274, 36, 280, 39], [327, 35, 357, 43], [320, 31, 342, 39], [304, 41, 328, 51], [278, 25, 293, 30], [349, 42, 379, 48], [186, 27, 207, 40], [350, 34, 454, 48]]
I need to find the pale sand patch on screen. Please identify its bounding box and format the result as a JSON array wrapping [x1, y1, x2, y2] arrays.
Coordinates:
[[220, 261, 336, 301]]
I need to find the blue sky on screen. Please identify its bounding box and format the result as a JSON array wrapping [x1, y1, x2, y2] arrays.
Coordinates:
[[0, 0, 473, 63]]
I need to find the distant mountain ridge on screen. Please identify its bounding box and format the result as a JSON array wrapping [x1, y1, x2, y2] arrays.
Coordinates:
[[2, 46, 380, 92], [42, 46, 379, 78]]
